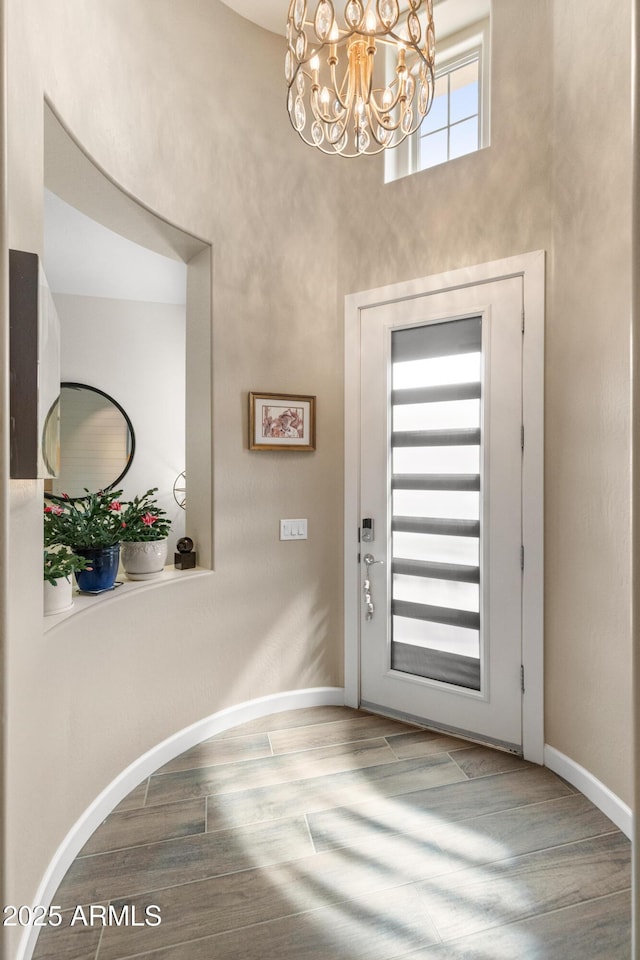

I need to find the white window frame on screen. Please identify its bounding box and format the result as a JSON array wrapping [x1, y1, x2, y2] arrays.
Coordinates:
[[385, 16, 491, 183], [414, 49, 482, 171]]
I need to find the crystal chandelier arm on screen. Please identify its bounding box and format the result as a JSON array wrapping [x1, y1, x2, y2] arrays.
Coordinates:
[[309, 84, 327, 123], [368, 76, 403, 116], [366, 102, 395, 132], [329, 60, 350, 112], [364, 40, 376, 103], [365, 93, 403, 134], [312, 88, 342, 127]]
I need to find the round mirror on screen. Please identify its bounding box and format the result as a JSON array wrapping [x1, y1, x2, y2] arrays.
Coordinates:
[[46, 382, 135, 500]]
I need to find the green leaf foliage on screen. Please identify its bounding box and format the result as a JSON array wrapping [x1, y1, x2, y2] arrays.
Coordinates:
[[44, 546, 91, 585], [119, 488, 172, 542]]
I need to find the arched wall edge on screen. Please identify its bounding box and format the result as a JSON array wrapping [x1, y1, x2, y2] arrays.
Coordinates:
[[544, 746, 632, 839], [17, 685, 345, 960]]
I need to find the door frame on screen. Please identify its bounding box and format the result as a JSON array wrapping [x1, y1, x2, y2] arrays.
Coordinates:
[[344, 251, 545, 763]]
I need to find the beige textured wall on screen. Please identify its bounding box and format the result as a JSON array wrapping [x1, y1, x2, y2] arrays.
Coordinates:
[[337, 0, 553, 291], [337, 0, 632, 803], [1, 0, 634, 951], [4, 1, 345, 948], [545, 0, 632, 803]]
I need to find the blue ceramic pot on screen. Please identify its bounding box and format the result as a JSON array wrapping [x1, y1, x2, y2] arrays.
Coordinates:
[[73, 544, 120, 593]]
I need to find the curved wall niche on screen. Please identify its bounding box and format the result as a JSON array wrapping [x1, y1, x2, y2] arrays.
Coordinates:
[[43, 102, 213, 576]]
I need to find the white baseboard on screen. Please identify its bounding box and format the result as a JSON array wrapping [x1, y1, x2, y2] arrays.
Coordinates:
[[18, 686, 345, 960], [544, 744, 633, 840]]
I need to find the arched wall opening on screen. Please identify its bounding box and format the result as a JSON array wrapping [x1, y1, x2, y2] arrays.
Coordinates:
[[43, 102, 213, 569]]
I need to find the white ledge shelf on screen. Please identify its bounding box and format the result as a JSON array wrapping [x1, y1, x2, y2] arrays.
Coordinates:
[[43, 565, 211, 634]]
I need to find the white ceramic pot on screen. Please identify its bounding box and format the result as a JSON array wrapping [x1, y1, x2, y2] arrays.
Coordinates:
[[44, 576, 74, 616], [121, 538, 169, 580]]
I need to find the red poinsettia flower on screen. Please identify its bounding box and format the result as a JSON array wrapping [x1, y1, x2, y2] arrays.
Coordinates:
[[141, 513, 158, 526]]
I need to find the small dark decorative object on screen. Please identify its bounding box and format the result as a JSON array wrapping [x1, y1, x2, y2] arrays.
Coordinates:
[[175, 536, 196, 570]]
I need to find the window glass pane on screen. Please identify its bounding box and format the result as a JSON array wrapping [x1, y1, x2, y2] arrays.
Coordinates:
[[450, 117, 479, 160], [393, 616, 479, 657], [450, 61, 479, 124], [422, 75, 449, 134], [393, 490, 480, 520], [393, 531, 479, 565], [393, 352, 481, 389], [419, 129, 448, 169], [393, 399, 480, 432], [393, 445, 480, 474], [393, 574, 479, 612]]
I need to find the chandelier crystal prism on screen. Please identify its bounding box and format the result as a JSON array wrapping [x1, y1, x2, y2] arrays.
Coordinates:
[[285, 0, 435, 157]]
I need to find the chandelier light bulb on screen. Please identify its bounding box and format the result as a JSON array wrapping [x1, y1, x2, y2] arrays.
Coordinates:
[[285, 0, 435, 157]]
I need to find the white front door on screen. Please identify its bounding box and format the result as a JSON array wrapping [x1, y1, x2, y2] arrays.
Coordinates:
[[359, 276, 524, 752]]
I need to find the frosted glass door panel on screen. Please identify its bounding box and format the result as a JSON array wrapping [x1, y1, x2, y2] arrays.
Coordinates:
[[393, 352, 481, 389], [393, 574, 479, 611], [393, 531, 479, 565], [393, 616, 480, 657], [394, 399, 481, 432], [393, 446, 480, 474], [390, 317, 482, 691], [393, 490, 480, 519]]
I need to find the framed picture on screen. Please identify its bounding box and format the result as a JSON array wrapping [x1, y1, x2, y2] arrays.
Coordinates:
[[249, 392, 316, 451]]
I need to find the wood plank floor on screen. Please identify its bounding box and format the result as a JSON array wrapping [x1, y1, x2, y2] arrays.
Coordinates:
[[32, 707, 631, 960]]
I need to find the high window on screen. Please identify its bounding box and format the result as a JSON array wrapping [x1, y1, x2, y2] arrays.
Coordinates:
[[385, 2, 490, 183], [418, 54, 480, 170]]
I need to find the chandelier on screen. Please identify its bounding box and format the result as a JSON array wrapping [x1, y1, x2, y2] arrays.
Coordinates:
[[285, 0, 435, 157]]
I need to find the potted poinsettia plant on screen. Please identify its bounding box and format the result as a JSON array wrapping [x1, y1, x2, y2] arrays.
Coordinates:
[[43, 546, 91, 615], [44, 489, 124, 593], [119, 488, 172, 580]]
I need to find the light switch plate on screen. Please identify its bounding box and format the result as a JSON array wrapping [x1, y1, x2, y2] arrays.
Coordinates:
[[280, 519, 308, 540]]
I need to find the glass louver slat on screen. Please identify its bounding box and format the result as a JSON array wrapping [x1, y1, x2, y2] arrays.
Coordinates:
[[393, 445, 481, 474], [393, 398, 480, 432], [392, 599, 480, 631], [393, 490, 480, 520], [393, 573, 479, 612], [392, 473, 481, 491], [392, 427, 481, 447], [392, 558, 480, 583], [392, 382, 481, 405], [392, 616, 479, 658], [392, 516, 480, 537], [393, 530, 480, 567]]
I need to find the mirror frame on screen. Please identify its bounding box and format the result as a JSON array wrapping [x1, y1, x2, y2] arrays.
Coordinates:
[[45, 381, 136, 502]]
